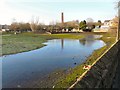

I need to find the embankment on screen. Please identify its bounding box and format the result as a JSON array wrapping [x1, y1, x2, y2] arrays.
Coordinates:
[[69, 40, 120, 88]]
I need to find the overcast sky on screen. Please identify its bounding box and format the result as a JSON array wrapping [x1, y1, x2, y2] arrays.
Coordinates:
[[0, 0, 118, 25]]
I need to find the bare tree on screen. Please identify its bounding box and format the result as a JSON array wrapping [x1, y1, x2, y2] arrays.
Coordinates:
[[49, 20, 56, 26], [86, 18, 94, 23], [30, 16, 39, 32], [10, 22, 19, 31]]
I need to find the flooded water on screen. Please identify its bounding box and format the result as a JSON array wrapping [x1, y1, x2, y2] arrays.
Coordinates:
[[2, 35, 105, 88]]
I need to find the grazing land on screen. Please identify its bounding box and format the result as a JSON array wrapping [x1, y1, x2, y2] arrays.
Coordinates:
[[54, 32, 116, 88], [2, 32, 84, 55], [2, 31, 116, 88]]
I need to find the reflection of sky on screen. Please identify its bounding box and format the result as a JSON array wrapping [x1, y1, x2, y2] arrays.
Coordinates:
[[2, 36, 106, 87], [85, 40, 106, 48]]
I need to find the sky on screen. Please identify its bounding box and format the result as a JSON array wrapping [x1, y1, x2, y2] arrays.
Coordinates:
[[0, 0, 119, 25]]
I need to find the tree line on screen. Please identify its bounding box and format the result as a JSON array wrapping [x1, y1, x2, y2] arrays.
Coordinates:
[[8, 18, 102, 33]]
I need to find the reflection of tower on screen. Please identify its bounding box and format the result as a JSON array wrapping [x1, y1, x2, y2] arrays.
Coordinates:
[[61, 12, 64, 24], [61, 39, 64, 49]]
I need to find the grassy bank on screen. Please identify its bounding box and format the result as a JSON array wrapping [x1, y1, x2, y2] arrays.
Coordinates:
[[2, 32, 84, 55], [54, 46, 107, 88], [54, 32, 116, 88], [2, 31, 116, 88]]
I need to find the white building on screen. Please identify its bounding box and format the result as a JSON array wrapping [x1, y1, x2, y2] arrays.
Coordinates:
[[103, 20, 115, 27], [104, 20, 110, 26], [0, 25, 9, 31]]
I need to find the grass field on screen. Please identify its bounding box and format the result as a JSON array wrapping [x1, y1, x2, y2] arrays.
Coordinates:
[[54, 32, 116, 88], [1, 31, 116, 88], [2, 32, 84, 55]]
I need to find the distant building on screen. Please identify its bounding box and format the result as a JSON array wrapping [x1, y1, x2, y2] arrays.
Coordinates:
[[110, 16, 118, 28], [0, 24, 9, 31], [93, 20, 110, 32], [104, 20, 111, 26], [67, 20, 79, 32], [103, 17, 118, 28], [61, 12, 64, 24]]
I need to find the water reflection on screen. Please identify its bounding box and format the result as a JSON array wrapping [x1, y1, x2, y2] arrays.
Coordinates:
[[2, 35, 105, 88], [79, 38, 86, 46], [61, 39, 64, 49], [79, 35, 103, 46]]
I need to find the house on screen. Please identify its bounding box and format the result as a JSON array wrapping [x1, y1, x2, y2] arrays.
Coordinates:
[[110, 16, 118, 28], [93, 20, 110, 32], [104, 20, 111, 26], [0, 24, 9, 32], [71, 28, 83, 32], [109, 20, 114, 27], [103, 16, 118, 28]]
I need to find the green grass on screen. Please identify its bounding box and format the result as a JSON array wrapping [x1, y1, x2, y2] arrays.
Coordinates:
[[2, 32, 84, 55], [54, 32, 116, 88], [99, 32, 116, 46], [1, 31, 116, 88], [46, 34, 84, 39], [54, 46, 107, 88], [2, 33, 46, 55]]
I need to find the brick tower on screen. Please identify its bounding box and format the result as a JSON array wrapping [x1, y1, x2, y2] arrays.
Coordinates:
[[61, 12, 64, 24]]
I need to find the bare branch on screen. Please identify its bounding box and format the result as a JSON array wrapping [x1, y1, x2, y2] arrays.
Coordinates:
[[30, 16, 39, 32]]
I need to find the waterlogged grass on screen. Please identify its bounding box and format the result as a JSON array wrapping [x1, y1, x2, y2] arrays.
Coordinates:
[[46, 34, 84, 39], [54, 32, 116, 88], [2, 32, 116, 88], [2, 34, 47, 55], [100, 35, 116, 46], [2, 32, 84, 55], [54, 46, 107, 88]]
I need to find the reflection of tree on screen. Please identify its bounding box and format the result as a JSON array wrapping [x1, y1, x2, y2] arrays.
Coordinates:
[[79, 35, 96, 46], [61, 39, 64, 49], [79, 39, 86, 46], [85, 40, 95, 47], [87, 35, 94, 40]]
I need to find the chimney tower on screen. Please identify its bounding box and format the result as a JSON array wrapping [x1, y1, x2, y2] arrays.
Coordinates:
[[61, 12, 64, 24]]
